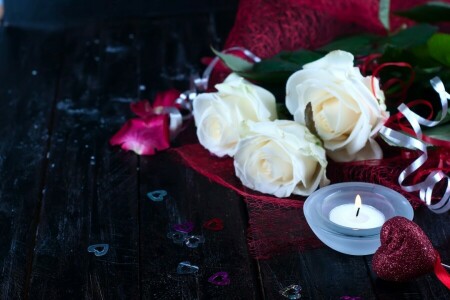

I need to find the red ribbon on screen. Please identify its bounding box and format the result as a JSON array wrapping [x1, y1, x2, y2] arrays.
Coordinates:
[[434, 251, 450, 290], [370, 61, 415, 104], [384, 99, 450, 149]]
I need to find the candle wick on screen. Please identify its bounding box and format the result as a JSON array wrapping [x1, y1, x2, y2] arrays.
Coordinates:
[[356, 207, 360, 217]]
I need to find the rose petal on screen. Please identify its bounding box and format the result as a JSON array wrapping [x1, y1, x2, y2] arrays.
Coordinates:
[[130, 99, 154, 118], [110, 115, 170, 155], [153, 88, 181, 108]]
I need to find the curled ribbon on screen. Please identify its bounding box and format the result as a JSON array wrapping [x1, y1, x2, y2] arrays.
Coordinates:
[[111, 47, 260, 155], [169, 47, 261, 136], [380, 77, 450, 213], [194, 47, 261, 91]]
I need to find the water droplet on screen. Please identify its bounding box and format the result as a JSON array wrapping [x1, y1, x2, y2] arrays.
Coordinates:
[[31, 70, 38, 76], [128, 33, 135, 40], [94, 39, 100, 44], [85, 145, 89, 148], [94, 56, 100, 62], [139, 85, 146, 91], [51, 163, 55, 168]]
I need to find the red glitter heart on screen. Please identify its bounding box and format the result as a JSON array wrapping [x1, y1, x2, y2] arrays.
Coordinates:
[[373, 216, 437, 282], [203, 218, 224, 231]]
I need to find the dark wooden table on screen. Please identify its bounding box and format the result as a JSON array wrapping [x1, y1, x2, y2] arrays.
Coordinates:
[[0, 19, 449, 300]]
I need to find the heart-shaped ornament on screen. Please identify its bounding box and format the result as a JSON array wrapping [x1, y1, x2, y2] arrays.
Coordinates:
[[176, 261, 199, 275], [203, 218, 224, 231], [173, 221, 194, 233], [147, 190, 167, 202], [208, 271, 230, 286], [87, 244, 110, 257], [279, 284, 302, 299], [373, 216, 436, 282]]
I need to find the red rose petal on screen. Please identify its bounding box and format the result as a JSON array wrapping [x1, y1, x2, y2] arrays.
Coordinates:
[[153, 89, 181, 108], [110, 115, 170, 155], [130, 99, 154, 118]]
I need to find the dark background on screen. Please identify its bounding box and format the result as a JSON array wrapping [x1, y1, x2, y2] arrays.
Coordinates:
[[3, 0, 239, 29]]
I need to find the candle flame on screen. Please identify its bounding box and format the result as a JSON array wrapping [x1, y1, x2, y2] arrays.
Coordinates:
[[355, 194, 362, 208]]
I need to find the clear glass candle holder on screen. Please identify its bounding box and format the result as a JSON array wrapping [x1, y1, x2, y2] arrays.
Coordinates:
[[304, 182, 414, 255]]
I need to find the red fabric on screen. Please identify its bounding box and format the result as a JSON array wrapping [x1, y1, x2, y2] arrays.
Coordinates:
[[225, 0, 447, 59], [205, 0, 450, 88], [170, 144, 323, 258], [434, 252, 450, 290], [178, 0, 450, 258], [130, 89, 181, 118], [170, 143, 445, 258]]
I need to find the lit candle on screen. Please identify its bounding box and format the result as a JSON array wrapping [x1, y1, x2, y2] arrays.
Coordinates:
[[329, 194, 385, 229]]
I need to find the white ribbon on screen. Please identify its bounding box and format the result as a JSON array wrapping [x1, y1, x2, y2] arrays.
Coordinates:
[[380, 77, 450, 213], [166, 47, 260, 138]]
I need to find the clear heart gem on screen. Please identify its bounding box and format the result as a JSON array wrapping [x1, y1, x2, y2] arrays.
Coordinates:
[[176, 261, 199, 274], [87, 244, 110, 257], [147, 190, 167, 201], [280, 284, 302, 299], [167, 231, 188, 244], [184, 235, 205, 248]]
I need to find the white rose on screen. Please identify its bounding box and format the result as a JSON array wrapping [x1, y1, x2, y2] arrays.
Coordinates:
[[193, 73, 277, 157], [234, 120, 329, 197], [286, 50, 388, 162]]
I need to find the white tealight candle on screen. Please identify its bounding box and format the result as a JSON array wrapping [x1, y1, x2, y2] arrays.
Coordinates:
[[329, 195, 385, 229]]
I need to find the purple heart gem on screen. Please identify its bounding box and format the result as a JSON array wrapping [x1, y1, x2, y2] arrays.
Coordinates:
[[172, 221, 194, 233], [208, 271, 230, 286]]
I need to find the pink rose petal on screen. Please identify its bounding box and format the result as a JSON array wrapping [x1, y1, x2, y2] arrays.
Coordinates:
[[130, 99, 153, 118], [110, 115, 170, 155], [153, 89, 181, 108]]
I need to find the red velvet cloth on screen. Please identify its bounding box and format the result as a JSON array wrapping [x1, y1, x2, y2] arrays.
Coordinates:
[[225, 0, 448, 59]]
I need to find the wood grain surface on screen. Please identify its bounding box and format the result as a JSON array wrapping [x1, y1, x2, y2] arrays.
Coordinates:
[[0, 14, 449, 300]]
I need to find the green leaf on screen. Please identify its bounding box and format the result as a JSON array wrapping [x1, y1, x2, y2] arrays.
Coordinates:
[[395, 1, 450, 23], [211, 48, 253, 73], [252, 59, 301, 73], [276, 50, 323, 65], [237, 70, 294, 84], [236, 50, 322, 84], [318, 35, 380, 55], [386, 24, 437, 49], [379, 0, 391, 31], [423, 123, 450, 141], [427, 33, 450, 67]]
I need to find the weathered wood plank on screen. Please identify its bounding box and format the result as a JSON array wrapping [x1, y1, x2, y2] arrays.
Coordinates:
[[139, 153, 262, 299], [257, 249, 377, 299], [27, 24, 140, 299], [257, 207, 450, 300], [0, 29, 64, 299]]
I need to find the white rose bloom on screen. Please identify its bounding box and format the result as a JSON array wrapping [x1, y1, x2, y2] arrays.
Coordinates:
[[193, 73, 277, 157], [234, 120, 329, 197], [286, 50, 388, 162]]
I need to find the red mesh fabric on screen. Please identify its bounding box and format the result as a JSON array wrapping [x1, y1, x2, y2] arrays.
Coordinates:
[[225, 0, 447, 59], [183, 0, 450, 259], [169, 143, 447, 259]]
